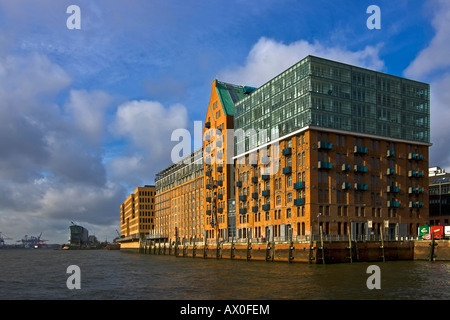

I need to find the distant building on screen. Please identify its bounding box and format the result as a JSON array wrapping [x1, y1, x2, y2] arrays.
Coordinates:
[[69, 225, 89, 245], [120, 185, 156, 241], [429, 167, 450, 226]]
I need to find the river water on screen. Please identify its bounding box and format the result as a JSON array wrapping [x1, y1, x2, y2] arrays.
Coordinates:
[[0, 249, 448, 301]]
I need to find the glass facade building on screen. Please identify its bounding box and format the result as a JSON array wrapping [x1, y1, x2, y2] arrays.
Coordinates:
[[234, 55, 430, 156]]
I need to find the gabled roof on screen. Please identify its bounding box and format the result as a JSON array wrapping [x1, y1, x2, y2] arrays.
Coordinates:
[[215, 80, 253, 116]]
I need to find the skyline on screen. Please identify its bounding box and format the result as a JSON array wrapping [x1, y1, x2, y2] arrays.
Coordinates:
[[0, 0, 448, 244]]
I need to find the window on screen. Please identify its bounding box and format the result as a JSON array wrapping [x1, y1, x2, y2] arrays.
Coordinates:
[[276, 195, 281, 206]]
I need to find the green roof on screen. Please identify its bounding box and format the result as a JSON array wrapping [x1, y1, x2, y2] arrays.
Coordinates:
[[215, 81, 249, 116]]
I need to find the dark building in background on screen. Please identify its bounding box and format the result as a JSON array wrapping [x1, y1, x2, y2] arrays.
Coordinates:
[[429, 166, 450, 226], [69, 224, 89, 245]]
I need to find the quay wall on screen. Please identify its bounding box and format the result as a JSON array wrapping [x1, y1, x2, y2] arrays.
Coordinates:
[[119, 241, 140, 253], [127, 239, 450, 263]]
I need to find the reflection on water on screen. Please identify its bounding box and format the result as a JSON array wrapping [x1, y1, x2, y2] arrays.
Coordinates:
[[0, 249, 448, 300]]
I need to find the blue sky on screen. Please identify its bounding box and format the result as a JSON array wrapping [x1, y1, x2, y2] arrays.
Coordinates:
[[0, 0, 448, 244]]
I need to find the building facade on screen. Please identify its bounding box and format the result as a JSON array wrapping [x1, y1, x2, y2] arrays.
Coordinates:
[[429, 167, 450, 226], [155, 148, 204, 241], [145, 55, 430, 244], [120, 185, 156, 240], [233, 55, 430, 241], [203, 80, 251, 241]]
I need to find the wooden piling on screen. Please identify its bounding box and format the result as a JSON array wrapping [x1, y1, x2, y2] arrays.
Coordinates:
[[319, 226, 325, 264], [309, 227, 315, 263], [347, 225, 352, 263], [246, 238, 252, 261], [429, 233, 437, 261], [380, 226, 385, 262]]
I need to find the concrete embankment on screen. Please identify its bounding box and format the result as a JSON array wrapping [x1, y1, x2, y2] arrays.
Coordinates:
[[123, 239, 450, 263]]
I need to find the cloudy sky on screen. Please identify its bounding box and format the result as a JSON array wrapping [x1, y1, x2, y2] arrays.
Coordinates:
[[0, 0, 448, 244]]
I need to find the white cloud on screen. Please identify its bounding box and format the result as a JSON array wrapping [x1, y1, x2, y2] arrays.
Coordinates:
[[108, 155, 147, 188], [112, 100, 189, 160], [220, 37, 385, 87], [64, 89, 114, 145], [404, 0, 450, 79], [403, 0, 450, 170], [0, 48, 126, 243]]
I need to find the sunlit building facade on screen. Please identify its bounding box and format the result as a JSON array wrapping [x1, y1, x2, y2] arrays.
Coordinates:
[[233, 56, 430, 240], [120, 185, 156, 240], [149, 55, 430, 243]]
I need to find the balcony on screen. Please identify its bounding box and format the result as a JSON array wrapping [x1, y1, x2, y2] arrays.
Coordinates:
[[239, 208, 247, 215], [282, 147, 292, 156], [252, 206, 258, 213], [387, 201, 400, 208], [409, 201, 424, 208], [262, 190, 270, 197], [408, 153, 423, 160], [294, 198, 305, 206], [354, 165, 368, 173], [408, 187, 423, 194], [318, 161, 332, 169], [341, 182, 351, 190], [282, 166, 292, 174], [261, 174, 270, 180], [354, 183, 368, 191], [408, 170, 423, 178], [341, 164, 351, 172], [386, 168, 395, 175], [387, 150, 395, 158], [387, 186, 399, 193], [236, 181, 242, 187], [251, 177, 258, 184], [239, 195, 247, 202], [294, 181, 304, 189], [354, 146, 368, 154], [262, 204, 270, 211], [252, 192, 258, 199], [318, 141, 332, 149]]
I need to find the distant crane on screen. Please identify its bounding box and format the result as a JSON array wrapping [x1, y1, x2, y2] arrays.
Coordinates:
[[17, 232, 48, 248], [0, 232, 12, 246]]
